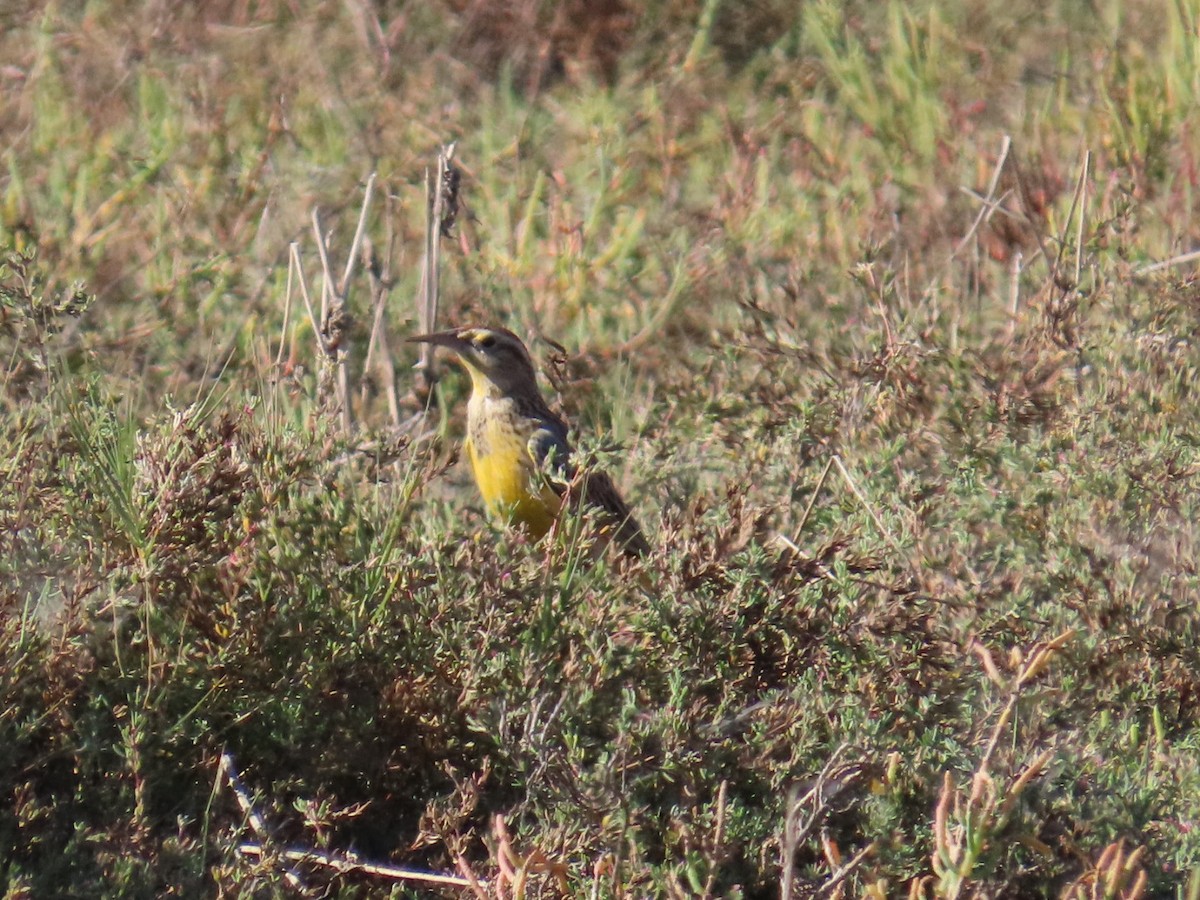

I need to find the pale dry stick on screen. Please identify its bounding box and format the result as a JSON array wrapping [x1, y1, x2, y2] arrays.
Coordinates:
[[311, 208, 352, 431], [901, 253, 926, 339], [219, 751, 305, 890], [274, 248, 296, 369], [1005, 251, 1024, 342], [957, 180, 1020, 329], [1074, 151, 1090, 288], [358, 225, 387, 379], [430, 145, 456, 301], [792, 455, 836, 545], [333, 352, 352, 433], [957, 187, 1019, 221], [311, 209, 336, 324], [236, 843, 479, 890], [947, 134, 1013, 265], [224, 747, 480, 893], [337, 171, 377, 298], [1050, 148, 1092, 289], [359, 187, 406, 426], [359, 263, 386, 394], [311, 206, 363, 333], [363, 265, 405, 426], [832, 455, 903, 555], [956, 182, 1050, 326], [969, 196, 983, 328], [421, 167, 437, 337], [1134, 248, 1200, 277], [289, 242, 327, 356], [313, 212, 332, 329], [818, 841, 876, 899], [415, 143, 457, 393]]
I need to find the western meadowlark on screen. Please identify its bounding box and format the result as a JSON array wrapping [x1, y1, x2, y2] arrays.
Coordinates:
[[409, 326, 650, 558]]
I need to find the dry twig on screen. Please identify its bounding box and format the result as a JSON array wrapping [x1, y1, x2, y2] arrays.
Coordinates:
[[414, 143, 458, 396], [221, 749, 480, 892]]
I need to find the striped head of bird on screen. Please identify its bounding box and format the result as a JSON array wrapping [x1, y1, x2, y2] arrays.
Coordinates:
[[408, 326, 538, 397]]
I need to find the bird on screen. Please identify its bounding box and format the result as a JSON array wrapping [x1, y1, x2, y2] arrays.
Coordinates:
[[408, 325, 650, 558]]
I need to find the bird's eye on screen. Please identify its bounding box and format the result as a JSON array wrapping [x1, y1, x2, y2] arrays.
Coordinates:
[[477, 334, 497, 349]]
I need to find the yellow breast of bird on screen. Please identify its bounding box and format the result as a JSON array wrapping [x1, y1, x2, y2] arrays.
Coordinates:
[[465, 397, 560, 538]]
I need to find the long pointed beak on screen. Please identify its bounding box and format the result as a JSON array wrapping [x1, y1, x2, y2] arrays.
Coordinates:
[[407, 329, 467, 352]]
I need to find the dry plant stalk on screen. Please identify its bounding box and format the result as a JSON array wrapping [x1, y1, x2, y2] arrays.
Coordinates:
[[219, 750, 305, 889], [283, 173, 377, 431], [220, 749, 478, 891], [414, 142, 458, 398], [832, 454, 903, 555], [236, 843, 478, 890], [279, 161, 471, 433]]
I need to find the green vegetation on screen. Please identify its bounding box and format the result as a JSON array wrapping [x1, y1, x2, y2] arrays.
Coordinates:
[[3, 0, 1200, 895]]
